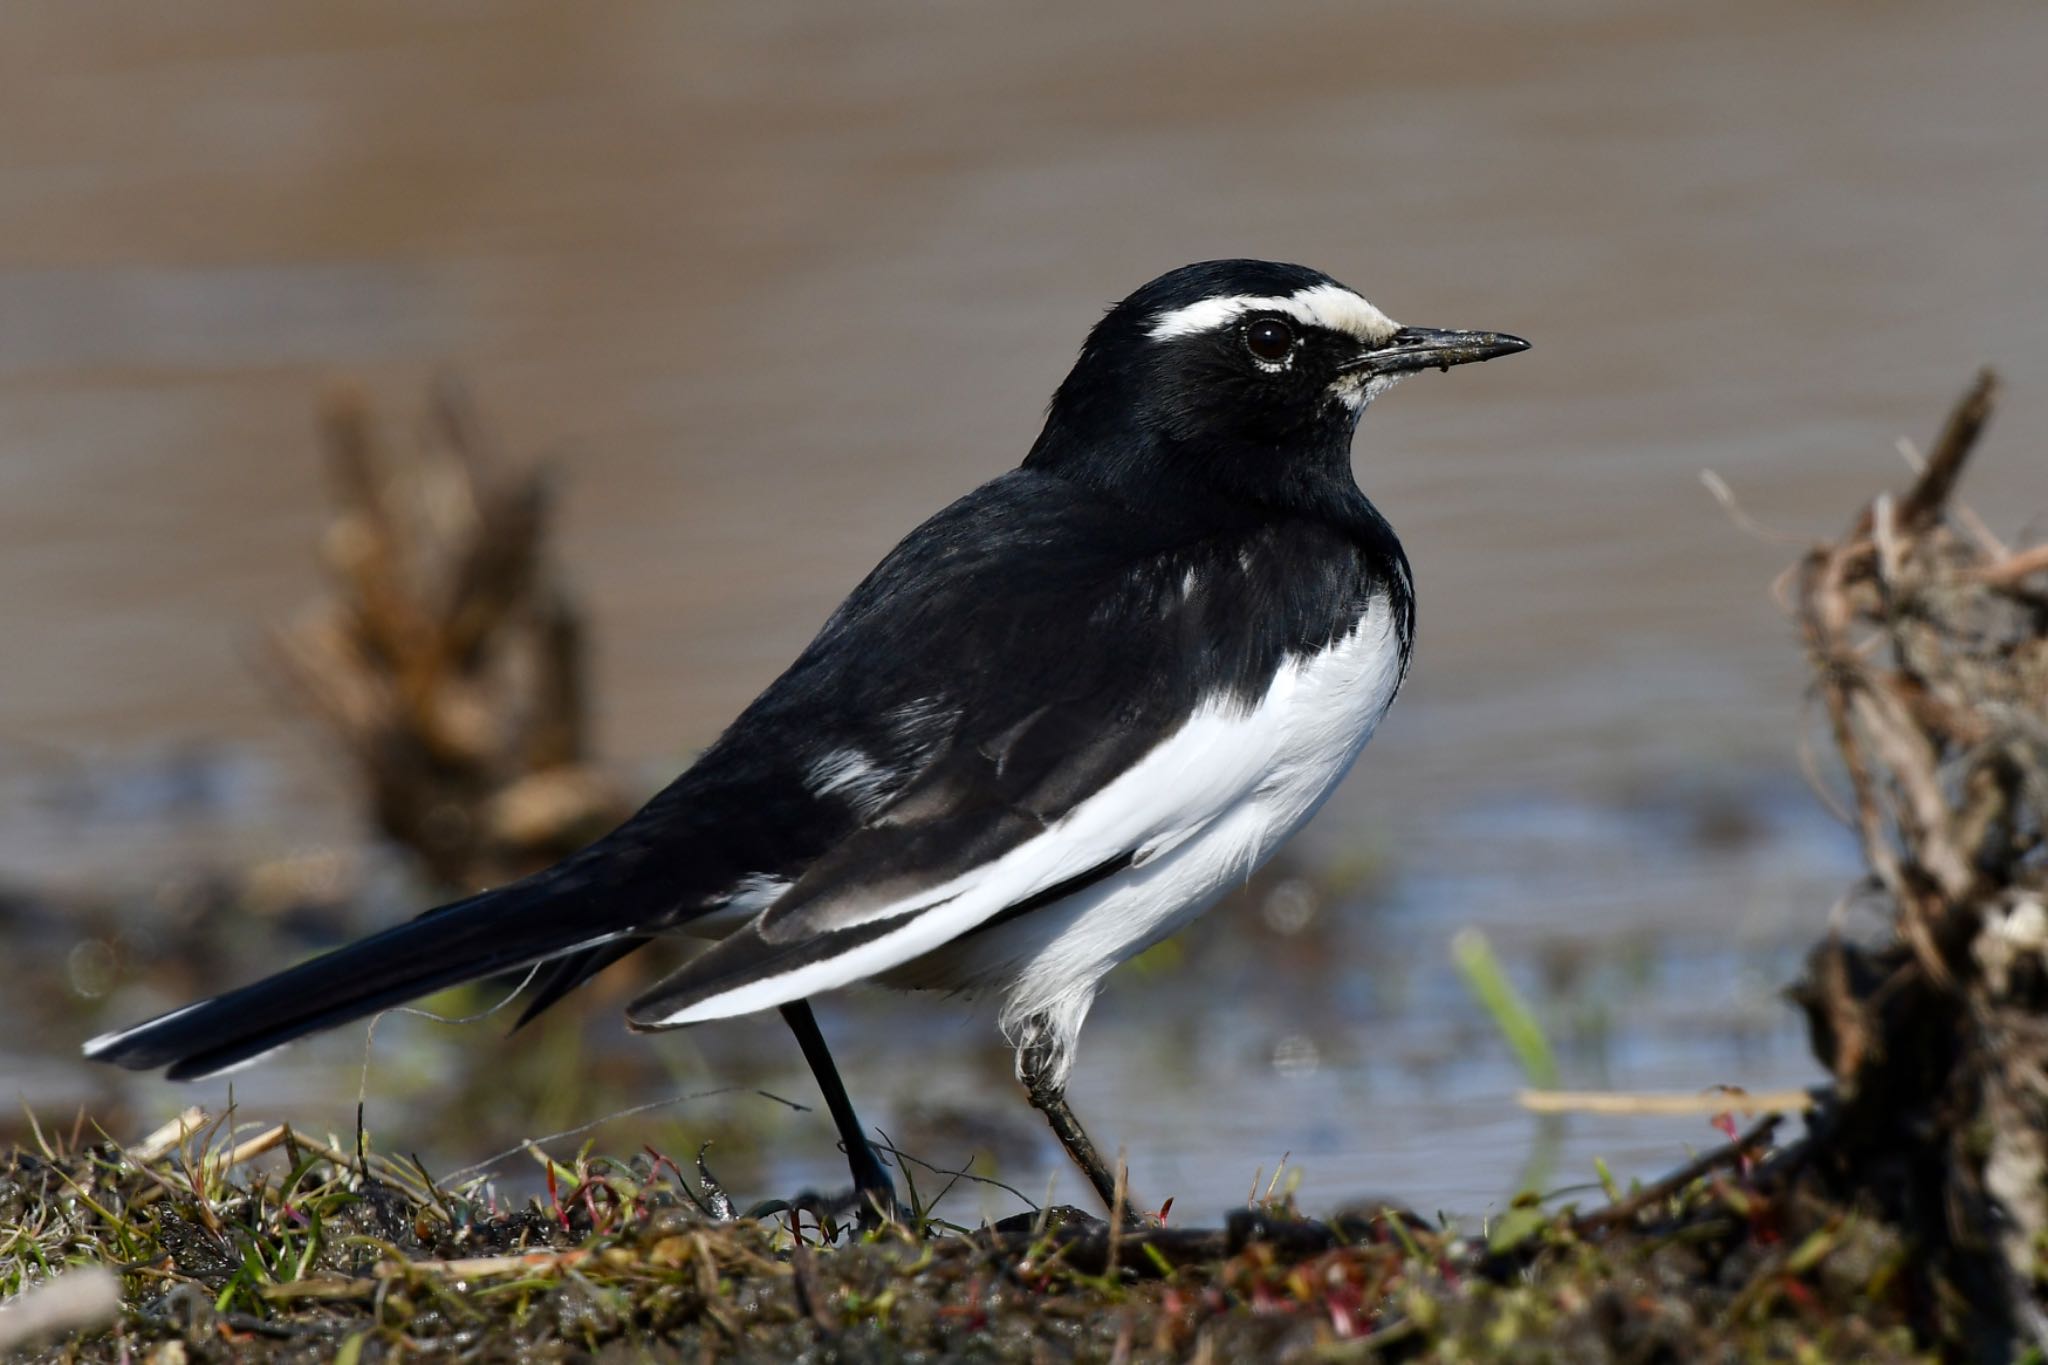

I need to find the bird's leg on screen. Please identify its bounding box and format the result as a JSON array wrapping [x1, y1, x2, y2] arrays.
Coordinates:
[[779, 1000, 896, 1228], [1017, 1020, 1147, 1227]]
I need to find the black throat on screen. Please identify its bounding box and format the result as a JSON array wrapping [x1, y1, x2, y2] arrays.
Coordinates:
[[1026, 370, 1370, 526], [1023, 392, 1413, 670]]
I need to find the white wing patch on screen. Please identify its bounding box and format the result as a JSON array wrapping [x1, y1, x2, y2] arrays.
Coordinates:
[[685, 871, 795, 939], [645, 597, 1408, 1033], [806, 747, 894, 812], [1147, 283, 1398, 347], [641, 703, 1272, 1026], [887, 695, 957, 746]]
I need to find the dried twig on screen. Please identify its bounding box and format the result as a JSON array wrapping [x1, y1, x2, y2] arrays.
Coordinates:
[[1518, 1089, 1816, 1116], [1894, 369, 1997, 534], [1574, 1117, 1782, 1235]]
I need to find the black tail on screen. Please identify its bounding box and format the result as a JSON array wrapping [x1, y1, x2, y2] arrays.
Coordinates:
[[83, 864, 660, 1081]]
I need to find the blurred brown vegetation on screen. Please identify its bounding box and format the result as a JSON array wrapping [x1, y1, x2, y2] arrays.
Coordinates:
[[1781, 371, 2048, 1353], [267, 379, 630, 893]]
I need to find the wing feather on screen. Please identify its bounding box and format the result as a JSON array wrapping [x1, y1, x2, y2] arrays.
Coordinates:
[[621, 472, 1385, 1027], [627, 680, 1292, 1027]]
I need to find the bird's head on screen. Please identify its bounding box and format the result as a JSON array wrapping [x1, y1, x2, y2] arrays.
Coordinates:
[[1026, 260, 1527, 511]]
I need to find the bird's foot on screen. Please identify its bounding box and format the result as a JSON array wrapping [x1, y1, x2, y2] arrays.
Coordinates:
[[846, 1139, 900, 1231], [777, 1179, 904, 1236]]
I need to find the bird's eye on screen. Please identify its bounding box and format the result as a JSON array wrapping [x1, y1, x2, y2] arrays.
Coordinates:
[[1244, 318, 1296, 363]]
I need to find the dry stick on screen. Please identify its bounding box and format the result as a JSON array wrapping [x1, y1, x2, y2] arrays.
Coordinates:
[[1814, 388, 1977, 593], [1574, 1116, 1782, 1236], [1518, 1089, 1817, 1117], [1833, 670, 1953, 992], [1805, 374, 2004, 997], [219, 1124, 288, 1171], [1871, 492, 1906, 590], [1806, 548, 1915, 903], [276, 1129, 362, 1176], [1896, 436, 2010, 560], [1854, 682, 1972, 899], [1894, 368, 1998, 534], [1795, 694, 1857, 828], [1970, 542, 2048, 587], [128, 1108, 208, 1164], [1807, 588, 1903, 901], [256, 1249, 604, 1302], [1888, 673, 1991, 749], [1107, 1150, 1129, 1277], [376, 1249, 593, 1281], [257, 1279, 381, 1305], [1699, 469, 1805, 546]]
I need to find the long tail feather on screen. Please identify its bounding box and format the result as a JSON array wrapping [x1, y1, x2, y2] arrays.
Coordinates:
[[83, 870, 650, 1081]]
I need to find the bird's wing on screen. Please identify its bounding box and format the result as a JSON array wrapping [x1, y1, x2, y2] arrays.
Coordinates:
[[626, 685, 1270, 1026], [624, 473, 1364, 1028]]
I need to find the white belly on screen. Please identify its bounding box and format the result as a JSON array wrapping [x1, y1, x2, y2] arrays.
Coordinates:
[[883, 594, 1407, 1084]]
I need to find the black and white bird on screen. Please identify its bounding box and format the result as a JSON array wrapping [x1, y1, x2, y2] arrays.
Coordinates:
[[86, 260, 1526, 1220]]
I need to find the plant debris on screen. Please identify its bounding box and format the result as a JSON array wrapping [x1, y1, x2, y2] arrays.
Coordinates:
[[1779, 368, 2048, 1358], [267, 380, 629, 890], [0, 1104, 1931, 1363]]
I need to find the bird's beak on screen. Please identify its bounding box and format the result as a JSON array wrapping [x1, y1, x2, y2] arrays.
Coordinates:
[[1343, 326, 1531, 378]]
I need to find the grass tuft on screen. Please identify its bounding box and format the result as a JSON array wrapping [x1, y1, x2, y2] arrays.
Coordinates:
[[0, 1102, 1940, 1362]]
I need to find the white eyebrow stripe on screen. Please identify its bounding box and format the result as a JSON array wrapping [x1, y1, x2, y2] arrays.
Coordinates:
[[1145, 283, 1399, 345]]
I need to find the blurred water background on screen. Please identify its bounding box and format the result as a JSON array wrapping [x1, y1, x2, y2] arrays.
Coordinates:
[[4, 0, 2046, 1223]]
